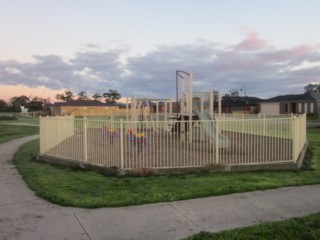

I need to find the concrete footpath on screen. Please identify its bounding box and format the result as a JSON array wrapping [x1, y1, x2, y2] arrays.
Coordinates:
[[1, 136, 320, 240]]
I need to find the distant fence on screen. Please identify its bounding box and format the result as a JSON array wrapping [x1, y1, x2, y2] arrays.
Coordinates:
[[39, 114, 307, 172]]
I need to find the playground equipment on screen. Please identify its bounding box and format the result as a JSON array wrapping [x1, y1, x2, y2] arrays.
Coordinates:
[[39, 70, 307, 174], [128, 129, 149, 152], [101, 70, 227, 150], [172, 70, 228, 148], [102, 125, 119, 144], [195, 111, 229, 149]]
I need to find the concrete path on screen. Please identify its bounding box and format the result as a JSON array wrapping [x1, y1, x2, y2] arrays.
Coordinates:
[[1, 136, 320, 240]]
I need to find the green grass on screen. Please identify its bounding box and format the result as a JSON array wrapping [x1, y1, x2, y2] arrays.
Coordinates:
[[0, 113, 40, 125], [0, 115, 18, 120], [185, 212, 320, 240], [220, 118, 292, 138], [1, 117, 40, 125], [0, 124, 39, 143], [12, 128, 320, 208]]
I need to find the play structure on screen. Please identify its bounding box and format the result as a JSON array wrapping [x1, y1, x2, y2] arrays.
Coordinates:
[[123, 70, 229, 150]]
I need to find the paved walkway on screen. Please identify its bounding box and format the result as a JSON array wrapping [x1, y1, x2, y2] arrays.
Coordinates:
[[1, 136, 320, 240]]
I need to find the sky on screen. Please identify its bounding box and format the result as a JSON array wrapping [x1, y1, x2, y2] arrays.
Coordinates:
[[1, 0, 320, 102]]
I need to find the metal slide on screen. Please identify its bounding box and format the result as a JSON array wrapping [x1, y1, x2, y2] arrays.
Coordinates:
[[195, 111, 229, 149]]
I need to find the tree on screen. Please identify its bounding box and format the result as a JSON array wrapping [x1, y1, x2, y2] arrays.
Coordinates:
[[27, 96, 52, 111], [92, 93, 102, 101], [0, 99, 8, 112], [304, 83, 320, 93], [55, 90, 74, 102], [10, 95, 30, 112], [77, 91, 89, 100], [226, 89, 240, 97], [103, 89, 121, 103]]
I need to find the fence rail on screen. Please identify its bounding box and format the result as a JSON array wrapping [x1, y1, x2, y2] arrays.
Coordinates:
[[40, 114, 306, 171]]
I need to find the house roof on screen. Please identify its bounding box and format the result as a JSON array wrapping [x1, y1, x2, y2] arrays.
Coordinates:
[[265, 92, 320, 102], [54, 100, 119, 107], [220, 96, 262, 106], [309, 92, 320, 100]]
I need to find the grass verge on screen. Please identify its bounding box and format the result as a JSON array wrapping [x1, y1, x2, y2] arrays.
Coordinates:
[[0, 124, 39, 143], [185, 212, 320, 240], [12, 128, 320, 208]]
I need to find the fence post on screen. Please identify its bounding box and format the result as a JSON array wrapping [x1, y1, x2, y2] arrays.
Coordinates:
[[120, 119, 124, 173], [242, 114, 245, 133], [263, 114, 266, 136], [39, 116, 43, 153], [291, 115, 296, 162], [215, 119, 219, 164], [83, 117, 88, 162]]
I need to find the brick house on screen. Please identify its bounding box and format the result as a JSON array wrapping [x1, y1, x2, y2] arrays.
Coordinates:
[[259, 92, 320, 116]]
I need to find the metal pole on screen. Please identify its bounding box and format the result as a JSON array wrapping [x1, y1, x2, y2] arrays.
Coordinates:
[[210, 90, 213, 116], [176, 70, 190, 118], [176, 70, 179, 118], [218, 91, 222, 118], [189, 71, 193, 144]]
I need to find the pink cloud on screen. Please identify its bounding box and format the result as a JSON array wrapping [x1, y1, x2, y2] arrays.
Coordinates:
[[262, 44, 313, 63], [234, 31, 269, 52], [0, 84, 65, 102]]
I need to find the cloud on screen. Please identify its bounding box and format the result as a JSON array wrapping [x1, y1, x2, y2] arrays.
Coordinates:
[[0, 84, 65, 102], [1, 32, 320, 100], [234, 31, 269, 52]]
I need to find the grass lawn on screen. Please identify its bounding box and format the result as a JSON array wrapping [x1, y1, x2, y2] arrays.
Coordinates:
[[0, 112, 40, 124], [0, 124, 39, 143], [0, 118, 40, 125], [185, 212, 320, 240], [12, 127, 320, 208]]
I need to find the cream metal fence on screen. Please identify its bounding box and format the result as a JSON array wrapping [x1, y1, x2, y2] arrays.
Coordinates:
[[40, 114, 306, 171]]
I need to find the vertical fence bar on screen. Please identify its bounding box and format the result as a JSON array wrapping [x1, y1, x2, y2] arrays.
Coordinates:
[[39, 116, 43, 153], [210, 90, 213, 116], [215, 118, 219, 164], [120, 119, 124, 171], [83, 117, 88, 162], [218, 91, 221, 118], [292, 115, 296, 162]]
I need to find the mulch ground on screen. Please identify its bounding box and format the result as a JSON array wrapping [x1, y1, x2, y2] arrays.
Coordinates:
[[45, 128, 292, 169]]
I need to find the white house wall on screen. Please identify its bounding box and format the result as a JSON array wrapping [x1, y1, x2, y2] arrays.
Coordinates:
[[260, 102, 280, 115]]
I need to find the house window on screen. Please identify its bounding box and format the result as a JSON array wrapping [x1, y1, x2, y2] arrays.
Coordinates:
[[298, 103, 302, 113], [304, 103, 308, 113], [310, 103, 314, 113]]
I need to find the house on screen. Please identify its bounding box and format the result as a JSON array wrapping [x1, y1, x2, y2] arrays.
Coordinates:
[[52, 100, 121, 116], [259, 92, 320, 116], [217, 96, 263, 114]]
